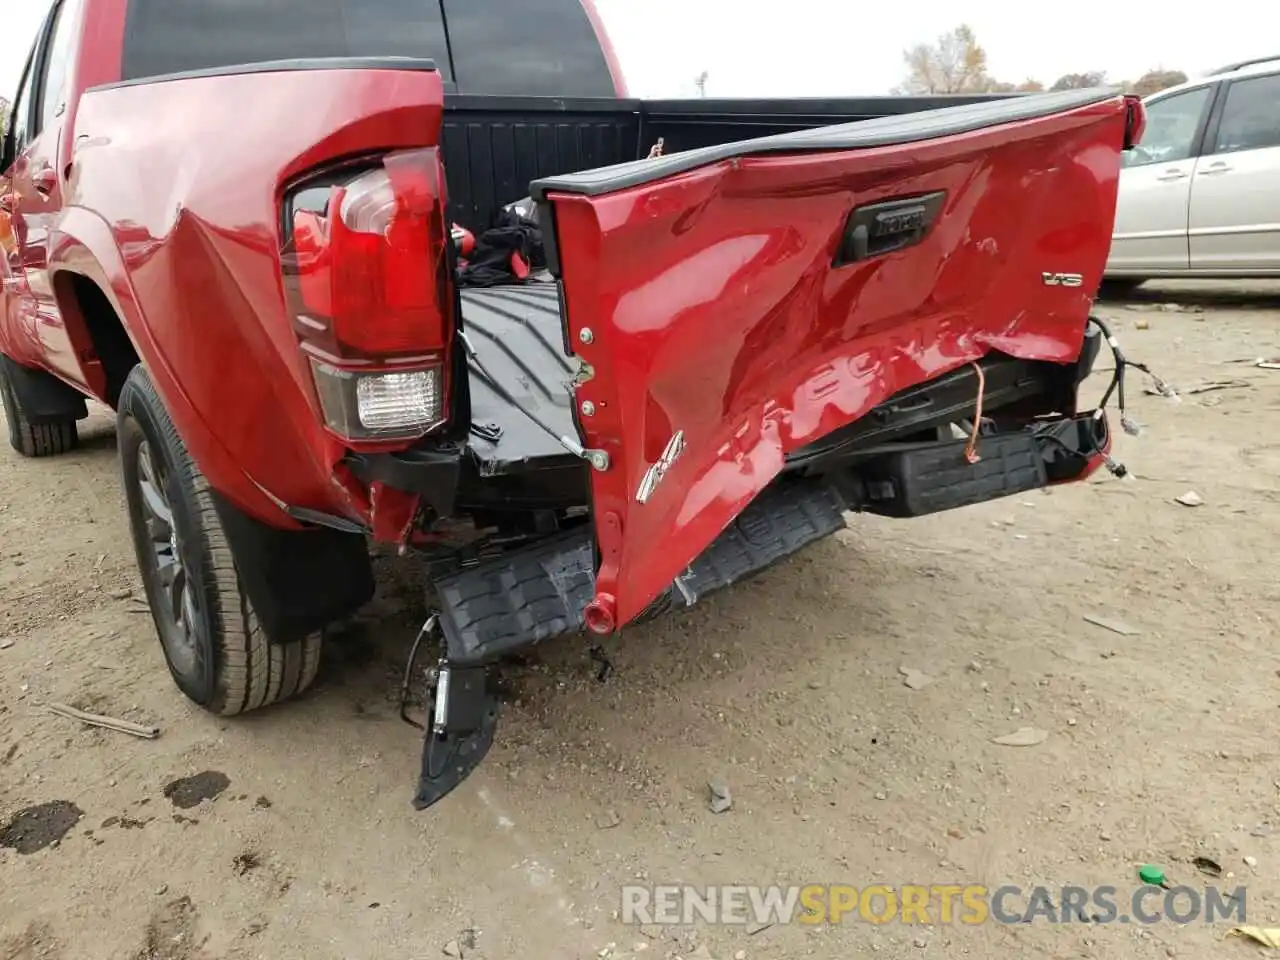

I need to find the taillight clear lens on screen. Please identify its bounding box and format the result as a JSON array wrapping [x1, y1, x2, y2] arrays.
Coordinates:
[[310, 360, 445, 441]]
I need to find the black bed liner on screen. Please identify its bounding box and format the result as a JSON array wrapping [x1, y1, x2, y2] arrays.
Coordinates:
[[460, 280, 579, 474], [530, 86, 1119, 199]]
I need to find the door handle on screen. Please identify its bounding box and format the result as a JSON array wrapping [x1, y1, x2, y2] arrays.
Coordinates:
[[1155, 169, 1189, 182], [1198, 163, 1232, 176], [32, 167, 57, 197]]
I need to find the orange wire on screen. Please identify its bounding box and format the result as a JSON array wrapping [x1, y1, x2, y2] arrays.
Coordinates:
[[964, 361, 986, 464]]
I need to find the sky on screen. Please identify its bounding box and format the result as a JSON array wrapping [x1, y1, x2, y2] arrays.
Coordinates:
[[2, 0, 1277, 102]]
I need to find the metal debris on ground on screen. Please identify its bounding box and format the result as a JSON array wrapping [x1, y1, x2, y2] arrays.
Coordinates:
[[1083, 613, 1140, 636], [1174, 491, 1204, 507], [991, 726, 1048, 747], [708, 780, 732, 814], [1256, 359, 1280, 370], [597, 809, 622, 829], [1146, 379, 1249, 397], [0, 638, 13, 650], [1229, 926, 1280, 948]]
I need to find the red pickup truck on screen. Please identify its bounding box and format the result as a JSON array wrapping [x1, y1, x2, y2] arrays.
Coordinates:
[[2, 0, 1149, 807]]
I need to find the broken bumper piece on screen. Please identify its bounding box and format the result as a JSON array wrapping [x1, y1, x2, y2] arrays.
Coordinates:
[[413, 477, 847, 809], [412, 410, 1111, 809]]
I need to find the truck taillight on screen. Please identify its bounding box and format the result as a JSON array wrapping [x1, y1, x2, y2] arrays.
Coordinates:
[[282, 148, 453, 443]]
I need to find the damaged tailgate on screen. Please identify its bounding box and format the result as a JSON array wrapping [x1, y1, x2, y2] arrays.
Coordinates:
[[532, 87, 1136, 629]]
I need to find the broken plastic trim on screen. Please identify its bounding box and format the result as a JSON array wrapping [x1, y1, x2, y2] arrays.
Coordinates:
[[400, 614, 502, 810]]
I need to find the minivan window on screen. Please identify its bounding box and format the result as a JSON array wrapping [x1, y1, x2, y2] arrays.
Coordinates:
[[1124, 86, 1212, 168], [1213, 73, 1280, 154], [121, 0, 451, 82], [442, 0, 615, 97]]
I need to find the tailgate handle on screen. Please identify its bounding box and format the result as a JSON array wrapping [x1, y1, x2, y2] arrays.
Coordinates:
[[835, 191, 946, 267]]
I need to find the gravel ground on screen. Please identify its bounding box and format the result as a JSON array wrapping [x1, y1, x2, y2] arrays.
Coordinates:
[[2, 280, 1279, 960]]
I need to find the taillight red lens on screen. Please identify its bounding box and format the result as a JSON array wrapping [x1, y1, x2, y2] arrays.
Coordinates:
[[287, 148, 452, 359]]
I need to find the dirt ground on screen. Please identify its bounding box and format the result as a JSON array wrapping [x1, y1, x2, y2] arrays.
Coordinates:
[[3, 280, 1280, 960]]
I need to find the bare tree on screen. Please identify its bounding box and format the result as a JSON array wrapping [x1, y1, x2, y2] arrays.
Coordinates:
[[1050, 71, 1108, 91], [1129, 69, 1187, 97], [694, 71, 709, 98], [988, 78, 1046, 93], [895, 25, 994, 94]]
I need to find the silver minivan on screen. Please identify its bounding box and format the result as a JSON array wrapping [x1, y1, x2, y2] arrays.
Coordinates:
[[1105, 55, 1280, 289]]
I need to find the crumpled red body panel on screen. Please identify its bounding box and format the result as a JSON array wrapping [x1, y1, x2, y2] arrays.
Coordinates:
[[550, 97, 1129, 627]]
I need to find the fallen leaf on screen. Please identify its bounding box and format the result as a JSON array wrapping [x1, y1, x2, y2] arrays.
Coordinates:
[[991, 726, 1048, 747], [1230, 926, 1280, 948]]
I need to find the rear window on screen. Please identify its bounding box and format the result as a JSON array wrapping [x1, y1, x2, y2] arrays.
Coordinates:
[[121, 0, 451, 82], [441, 0, 615, 97]]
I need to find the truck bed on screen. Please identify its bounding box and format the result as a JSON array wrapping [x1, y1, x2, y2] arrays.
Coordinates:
[[460, 281, 580, 475]]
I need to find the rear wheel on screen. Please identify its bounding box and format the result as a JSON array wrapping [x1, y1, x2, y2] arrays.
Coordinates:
[[116, 365, 320, 715], [0, 358, 78, 457]]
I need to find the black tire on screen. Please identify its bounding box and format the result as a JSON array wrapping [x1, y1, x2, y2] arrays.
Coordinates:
[[1097, 278, 1145, 300], [116, 365, 320, 715], [0, 359, 78, 457]]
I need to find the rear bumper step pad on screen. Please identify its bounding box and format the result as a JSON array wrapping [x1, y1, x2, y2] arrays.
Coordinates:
[[433, 478, 848, 665]]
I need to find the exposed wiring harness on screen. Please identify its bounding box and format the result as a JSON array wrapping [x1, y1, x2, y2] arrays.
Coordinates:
[[1083, 314, 1177, 477], [1089, 314, 1178, 436], [959, 316, 1173, 477]]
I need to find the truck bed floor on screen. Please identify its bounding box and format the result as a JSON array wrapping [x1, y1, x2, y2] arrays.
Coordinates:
[[460, 280, 579, 472]]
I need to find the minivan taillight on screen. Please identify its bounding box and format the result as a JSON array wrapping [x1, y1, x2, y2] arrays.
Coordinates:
[[281, 148, 453, 443]]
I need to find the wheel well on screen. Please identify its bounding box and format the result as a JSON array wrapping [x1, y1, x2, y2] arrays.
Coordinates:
[[54, 273, 140, 408]]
